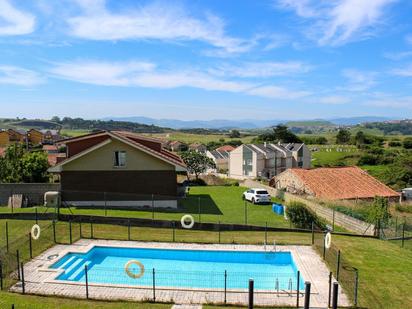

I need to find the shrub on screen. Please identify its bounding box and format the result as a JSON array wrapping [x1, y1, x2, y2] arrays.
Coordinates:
[[403, 137, 412, 149], [388, 141, 402, 147], [286, 201, 325, 229]]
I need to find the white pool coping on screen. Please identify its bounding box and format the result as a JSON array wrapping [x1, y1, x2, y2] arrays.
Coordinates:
[[10, 239, 350, 307]]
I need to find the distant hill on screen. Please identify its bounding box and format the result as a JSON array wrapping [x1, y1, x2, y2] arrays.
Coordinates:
[[12, 119, 60, 129], [106, 116, 397, 129], [328, 116, 394, 126]]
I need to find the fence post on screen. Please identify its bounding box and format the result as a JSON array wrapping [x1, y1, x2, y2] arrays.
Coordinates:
[[152, 268, 156, 302], [69, 220, 72, 245], [311, 221, 314, 245], [20, 262, 25, 294], [85, 265, 89, 299], [304, 282, 311, 309], [218, 221, 221, 244], [224, 270, 227, 304], [402, 223, 405, 248], [35, 207, 38, 224], [248, 279, 254, 309], [28, 233, 32, 259], [5, 221, 9, 252], [16, 250, 20, 280], [323, 233, 326, 260], [328, 271, 332, 308], [332, 209, 335, 231], [395, 216, 398, 237], [79, 218, 82, 238], [90, 219, 94, 239], [104, 192, 107, 217], [265, 222, 268, 245], [0, 261, 3, 290], [198, 197, 201, 223], [152, 194, 155, 220], [332, 282, 339, 309], [354, 269, 359, 307], [244, 200, 247, 225], [296, 270, 300, 308], [52, 220, 56, 243], [336, 250, 341, 281], [172, 221, 175, 242], [128, 220, 131, 241]]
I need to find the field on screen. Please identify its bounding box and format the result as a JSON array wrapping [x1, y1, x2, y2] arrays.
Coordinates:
[[311, 145, 361, 167], [0, 219, 411, 309], [143, 132, 256, 144], [0, 186, 290, 228]]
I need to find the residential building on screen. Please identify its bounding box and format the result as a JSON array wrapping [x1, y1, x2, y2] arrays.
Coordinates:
[[272, 166, 400, 201], [27, 129, 44, 145], [228, 143, 311, 179], [206, 149, 231, 173], [167, 141, 188, 152], [188, 143, 207, 153], [48, 131, 186, 208], [40, 129, 61, 144], [0, 129, 26, 147]]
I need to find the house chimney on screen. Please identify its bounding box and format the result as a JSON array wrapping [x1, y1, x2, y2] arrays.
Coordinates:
[[264, 142, 267, 147]]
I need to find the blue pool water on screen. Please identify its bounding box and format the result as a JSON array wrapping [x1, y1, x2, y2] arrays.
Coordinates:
[[51, 246, 304, 290]]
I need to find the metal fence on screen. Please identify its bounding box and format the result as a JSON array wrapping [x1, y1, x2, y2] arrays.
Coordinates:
[[313, 231, 359, 307], [378, 216, 412, 250]]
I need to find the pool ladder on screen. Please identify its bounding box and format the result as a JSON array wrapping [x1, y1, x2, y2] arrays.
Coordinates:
[[263, 240, 276, 252]]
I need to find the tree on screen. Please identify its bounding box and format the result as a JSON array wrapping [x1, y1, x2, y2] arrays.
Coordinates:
[[259, 125, 302, 143], [368, 196, 390, 229], [21, 152, 49, 183], [403, 137, 412, 149], [354, 131, 366, 146], [229, 129, 241, 138], [0, 144, 49, 183], [0, 144, 25, 183], [181, 151, 216, 180], [336, 128, 351, 144]]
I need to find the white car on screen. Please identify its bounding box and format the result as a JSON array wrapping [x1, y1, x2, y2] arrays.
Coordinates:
[[242, 188, 271, 204]]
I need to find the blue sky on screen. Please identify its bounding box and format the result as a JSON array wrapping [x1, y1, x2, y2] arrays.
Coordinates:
[[1, 0, 412, 120]]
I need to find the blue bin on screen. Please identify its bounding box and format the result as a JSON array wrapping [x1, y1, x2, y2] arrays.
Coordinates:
[[272, 203, 284, 215]]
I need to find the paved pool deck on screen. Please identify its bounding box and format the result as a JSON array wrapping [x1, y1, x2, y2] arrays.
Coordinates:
[[10, 239, 350, 307]]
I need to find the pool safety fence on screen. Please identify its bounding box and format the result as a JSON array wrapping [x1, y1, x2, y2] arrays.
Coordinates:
[[377, 217, 412, 249], [313, 231, 359, 307]]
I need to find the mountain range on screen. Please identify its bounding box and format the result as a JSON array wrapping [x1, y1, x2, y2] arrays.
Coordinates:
[[104, 116, 396, 130]]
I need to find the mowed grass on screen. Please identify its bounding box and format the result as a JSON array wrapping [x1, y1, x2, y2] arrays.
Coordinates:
[[311, 146, 361, 167], [143, 132, 256, 144], [0, 186, 291, 228], [0, 219, 411, 308]]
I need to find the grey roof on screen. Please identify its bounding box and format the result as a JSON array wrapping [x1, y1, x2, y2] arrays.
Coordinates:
[[282, 143, 304, 151], [210, 150, 230, 159]]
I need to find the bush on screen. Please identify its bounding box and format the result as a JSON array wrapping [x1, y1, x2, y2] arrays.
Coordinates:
[[388, 141, 402, 147], [403, 137, 412, 149], [286, 201, 325, 229]]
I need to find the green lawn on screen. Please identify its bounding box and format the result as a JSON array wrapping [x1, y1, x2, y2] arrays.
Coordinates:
[[143, 132, 256, 144], [0, 219, 411, 309], [0, 186, 290, 228], [311, 146, 362, 167]]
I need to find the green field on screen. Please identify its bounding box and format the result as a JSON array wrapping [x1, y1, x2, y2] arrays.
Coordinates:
[[311, 145, 361, 167], [0, 186, 289, 228], [0, 219, 411, 309], [143, 132, 256, 144]]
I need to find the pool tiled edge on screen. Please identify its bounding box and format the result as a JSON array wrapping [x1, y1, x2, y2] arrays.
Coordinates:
[[10, 239, 350, 307]]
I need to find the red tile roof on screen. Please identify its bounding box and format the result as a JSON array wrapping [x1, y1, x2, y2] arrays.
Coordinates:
[[42, 145, 58, 152], [286, 166, 399, 200], [216, 145, 235, 152], [47, 153, 66, 166]]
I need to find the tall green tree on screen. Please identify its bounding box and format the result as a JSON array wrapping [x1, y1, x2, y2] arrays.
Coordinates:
[[22, 152, 49, 183], [229, 129, 241, 138], [181, 151, 216, 180], [259, 125, 302, 143], [336, 128, 351, 144]]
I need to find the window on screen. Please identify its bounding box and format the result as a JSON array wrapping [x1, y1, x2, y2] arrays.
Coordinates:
[[114, 151, 126, 167]]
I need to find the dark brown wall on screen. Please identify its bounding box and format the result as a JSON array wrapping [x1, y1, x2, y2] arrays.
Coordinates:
[[67, 135, 110, 157], [61, 170, 177, 201]]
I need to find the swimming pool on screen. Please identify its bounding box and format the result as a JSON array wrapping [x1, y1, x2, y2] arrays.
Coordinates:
[[51, 246, 304, 291]]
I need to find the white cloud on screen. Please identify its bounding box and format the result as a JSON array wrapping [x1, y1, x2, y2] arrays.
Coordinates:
[[0, 0, 35, 35], [211, 61, 312, 78], [49, 59, 311, 100], [342, 69, 377, 91], [391, 64, 412, 77], [247, 85, 311, 99], [364, 96, 412, 109], [0, 65, 44, 86], [383, 51, 412, 61], [68, 1, 253, 54], [275, 0, 396, 46], [318, 95, 350, 105]]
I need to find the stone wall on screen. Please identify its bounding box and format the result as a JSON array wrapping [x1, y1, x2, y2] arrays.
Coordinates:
[[243, 179, 376, 236], [0, 183, 60, 206]]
